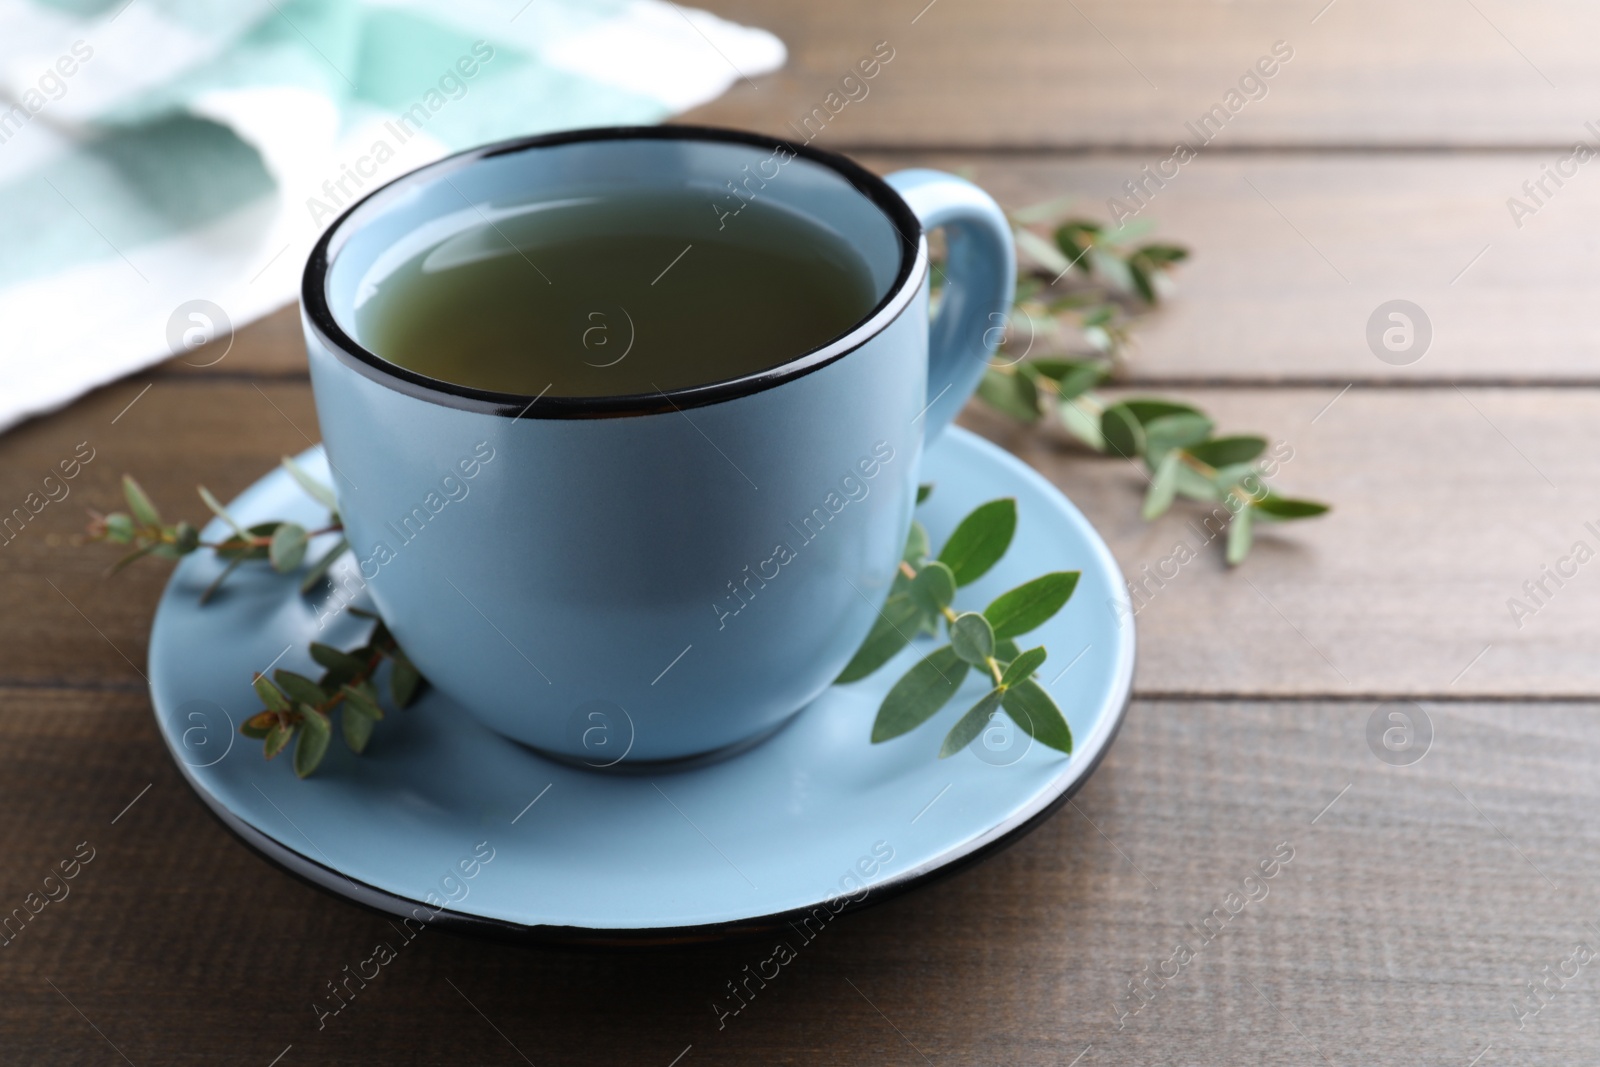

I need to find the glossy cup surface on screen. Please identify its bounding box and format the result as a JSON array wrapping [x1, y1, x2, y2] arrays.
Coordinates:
[[304, 127, 934, 762]]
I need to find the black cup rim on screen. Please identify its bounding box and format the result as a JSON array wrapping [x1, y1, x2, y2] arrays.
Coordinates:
[[301, 124, 927, 420]]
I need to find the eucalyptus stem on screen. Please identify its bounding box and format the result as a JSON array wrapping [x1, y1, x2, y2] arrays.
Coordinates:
[[969, 199, 1329, 563], [83, 464, 427, 778]]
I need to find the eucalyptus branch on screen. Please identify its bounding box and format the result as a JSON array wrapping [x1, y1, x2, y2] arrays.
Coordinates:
[[86, 458, 351, 600], [837, 490, 1078, 759], [244, 608, 422, 778], [84, 462, 423, 777], [968, 199, 1329, 563]]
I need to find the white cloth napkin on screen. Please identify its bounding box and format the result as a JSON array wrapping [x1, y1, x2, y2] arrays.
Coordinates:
[[0, 0, 784, 433]]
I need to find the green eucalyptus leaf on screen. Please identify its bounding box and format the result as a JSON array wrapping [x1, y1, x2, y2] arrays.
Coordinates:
[[263, 721, 295, 760], [1136, 243, 1189, 265], [1001, 646, 1048, 688], [1059, 397, 1105, 450], [294, 707, 331, 778], [1017, 226, 1074, 275], [213, 539, 261, 562], [1131, 247, 1182, 281], [1090, 247, 1134, 292], [281, 455, 338, 512], [949, 612, 996, 666], [903, 520, 930, 566], [1002, 679, 1072, 754], [984, 572, 1081, 638], [104, 512, 135, 544], [366, 616, 393, 650], [1227, 504, 1254, 565], [1059, 362, 1111, 400], [1143, 451, 1181, 521], [299, 536, 351, 593], [837, 594, 924, 684], [253, 675, 288, 712], [1028, 358, 1111, 400], [389, 648, 422, 708], [197, 485, 245, 537], [1211, 462, 1261, 491], [1142, 413, 1215, 464], [1128, 258, 1156, 304], [273, 669, 327, 707], [341, 681, 385, 721], [1023, 358, 1079, 383], [172, 521, 201, 554], [239, 522, 283, 558], [1174, 462, 1220, 502], [121, 475, 161, 528], [1186, 435, 1267, 468], [909, 560, 957, 618], [310, 642, 365, 687], [977, 369, 1040, 423], [268, 522, 308, 573], [1100, 404, 1145, 459], [310, 641, 364, 672], [916, 484, 933, 505], [994, 637, 1021, 663], [341, 701, 377, 754], [871, 646, 969, 743], [1053, 220, 1101, 272], [1044, 291, 1097, 313], [1253, 496, 1330, 521], [938, 498, 1017, 586], [240, 710, 276, 740], [939, 689, 1004, 758], [1082, 305, 1114, 328], [1121, 400, 1203, 426]]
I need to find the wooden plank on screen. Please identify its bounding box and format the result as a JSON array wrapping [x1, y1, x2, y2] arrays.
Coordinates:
[[685, 0, 1600, 148], [960, 385, 1600, 698], [1, 379, 1594, 698], [1, 693, 1595, 1064], [856, 151, 1600, 382], [0, 379, 316, 690], [191, 150, 1600, 383]]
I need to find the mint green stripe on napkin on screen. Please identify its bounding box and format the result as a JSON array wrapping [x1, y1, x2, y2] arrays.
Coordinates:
[[0, 0, 785, 432]]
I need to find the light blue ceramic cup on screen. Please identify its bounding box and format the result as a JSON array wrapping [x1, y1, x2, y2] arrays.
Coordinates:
[[301, 126, 1014, 764]]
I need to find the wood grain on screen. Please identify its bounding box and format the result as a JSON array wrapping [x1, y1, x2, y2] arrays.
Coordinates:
[[960, 384, 1600, 699], [859, 151, 1600, 382], [3, 1, 1596, 1063], [189, 148, 1600, 384], [685, 0, 1600, 149], [0, 378, 317, 691], [5, 378, 1593, 699], [1, 693, 1594, 1065]]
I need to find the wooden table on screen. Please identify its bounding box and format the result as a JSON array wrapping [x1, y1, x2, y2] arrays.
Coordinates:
[[5, 2, 1598, 1062]]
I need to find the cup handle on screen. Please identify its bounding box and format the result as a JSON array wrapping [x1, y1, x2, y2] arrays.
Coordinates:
[[886, 169, 1016, 442]]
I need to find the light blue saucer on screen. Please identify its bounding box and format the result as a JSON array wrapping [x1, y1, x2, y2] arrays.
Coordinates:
[[148, 427, 1134, 945]]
